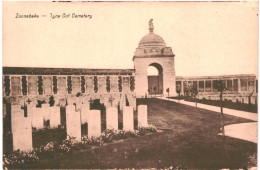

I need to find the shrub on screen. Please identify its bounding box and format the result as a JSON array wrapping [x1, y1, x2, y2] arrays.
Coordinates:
[[3, 150, 39, 169]]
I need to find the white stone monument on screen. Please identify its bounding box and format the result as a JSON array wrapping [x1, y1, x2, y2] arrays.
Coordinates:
[[41, 103, 50, 108], [32, 108, 44, 129], [138, 105, 148, 127], [26, 104, 35, 118], [66, 109, 81, 141], [50, 106, 60, 128], [66, 105, 76, 113], [11, 105, 24, 122], [12, 117, 32, 152], [42, 107, 51, 121], [80, 104, 90, 124], [106, 108, 118, 130], [88, 110, 101, 137], [123, 106, 134, 131]]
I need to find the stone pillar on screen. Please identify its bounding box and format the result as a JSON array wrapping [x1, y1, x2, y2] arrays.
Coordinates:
[[238, 78, 241, 93], [106, 108, 118, 130], [246, 79, 249, 92], [32, 108, 44, 129], [50, 106, 60, 128], [66, 109, 81, 141], [123, 106, 134, 131], [203, 80, 205, 92], [211, 80, 213, 92], [138, 105, 148, 127], [12, 117, 32, 152], [88, 110, 101, 138], [181, 81, 184, 95]]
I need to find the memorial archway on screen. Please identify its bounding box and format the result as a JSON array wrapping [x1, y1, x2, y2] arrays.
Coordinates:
[[147, 63, 163, 95]]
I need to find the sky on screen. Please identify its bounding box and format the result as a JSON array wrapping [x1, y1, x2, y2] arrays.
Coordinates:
[[2, 1, 258, 77]]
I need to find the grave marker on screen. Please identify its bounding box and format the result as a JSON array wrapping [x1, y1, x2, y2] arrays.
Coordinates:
[[11, 105, 24, 122], [81, 104, 90, 124], [12, 117, 32, 152], [88, 110, 101, 137], [32, 108, 44, 129], [138, 105, 148, 127], [66, 109, 81, 141], [106, 108, 118, 130], [50, 106, 60, 128], [123, 106, 134, 131]]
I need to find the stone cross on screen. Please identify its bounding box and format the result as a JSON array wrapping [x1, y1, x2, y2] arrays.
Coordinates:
[[26, 98, 32, 105], [108, 96, 115, 106]]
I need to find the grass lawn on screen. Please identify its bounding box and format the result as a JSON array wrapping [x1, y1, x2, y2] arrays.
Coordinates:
[[23, 98, 257, 169], [170, 96, 257, 113]]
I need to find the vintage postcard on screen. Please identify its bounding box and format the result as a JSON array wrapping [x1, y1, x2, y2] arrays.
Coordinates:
[[2, 1, 258, 169]]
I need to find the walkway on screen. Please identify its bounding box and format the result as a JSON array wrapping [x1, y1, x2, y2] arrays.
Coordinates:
[[157, 97, 258, 143], [218, 122, 257, 143], [158, 97, 257, 121]]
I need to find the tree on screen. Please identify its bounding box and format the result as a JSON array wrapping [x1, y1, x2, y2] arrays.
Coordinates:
[[190, 86, 199, 107], [176, 89, 181, 103], [214, 80, 227, 137], [248, 90, 254, 105]]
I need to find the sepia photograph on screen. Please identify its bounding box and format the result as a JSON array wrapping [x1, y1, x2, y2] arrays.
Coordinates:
[[2, 1, 258, 169]]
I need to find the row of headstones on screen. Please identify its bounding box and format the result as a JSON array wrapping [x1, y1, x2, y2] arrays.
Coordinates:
[[10, 104, 148, 152]]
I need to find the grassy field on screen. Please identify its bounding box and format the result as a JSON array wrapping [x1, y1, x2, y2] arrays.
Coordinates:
[[25, 98, 257, 169]]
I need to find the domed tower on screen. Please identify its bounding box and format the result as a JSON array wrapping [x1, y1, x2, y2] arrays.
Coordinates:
[[133, 19, 176, 98]]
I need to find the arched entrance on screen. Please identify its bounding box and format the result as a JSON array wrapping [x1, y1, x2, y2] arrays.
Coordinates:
[[147, 63, 163, 95]]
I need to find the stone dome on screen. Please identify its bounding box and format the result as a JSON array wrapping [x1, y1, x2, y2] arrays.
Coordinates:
[[138, 33, 166, 49]]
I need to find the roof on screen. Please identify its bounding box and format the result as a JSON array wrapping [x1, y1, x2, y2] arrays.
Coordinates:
[[3, 67, 135, 75]]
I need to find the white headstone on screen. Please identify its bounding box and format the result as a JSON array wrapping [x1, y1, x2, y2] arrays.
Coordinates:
[[42, 107, 51, 121], [32, 108, 44, 129], [66, 105, 76, 113], [80, 104, 90, 124], [123, 106, 134, 131], [11, 105, 24, 122], [66, 110, 81, 141], [106, 108, 118, 130], [88, 110, 101, 138], [41, 103, 50, 108], [138, 105, 148, 127], [50, 106, 60, 128], [76, 97, 83, 111], [12, 117, 32, 152], [26, 105, 35, 118]]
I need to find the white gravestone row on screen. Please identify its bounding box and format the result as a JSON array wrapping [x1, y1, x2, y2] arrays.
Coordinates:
[[123, 106, 134, 131], [80, 103, 90, 124], [50, 106, 61, 128], [88, 110, 101, 138], [138, 105, 148, 127], [106, 108, 118, 131], [66, 106, 81, 141], [12, 117, 32, 152]]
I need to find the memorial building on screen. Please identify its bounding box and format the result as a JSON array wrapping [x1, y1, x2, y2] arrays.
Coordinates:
[[2, 19, 258, 109]]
